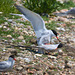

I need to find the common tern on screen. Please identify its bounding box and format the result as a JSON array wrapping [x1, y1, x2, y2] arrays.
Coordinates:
[[14, 4, 63, 52], [54, 7, 75, 16], [0, 55, 16, 74]]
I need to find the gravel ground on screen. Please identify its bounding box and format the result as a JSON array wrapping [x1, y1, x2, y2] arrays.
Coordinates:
[[0, 8, 75, 75]]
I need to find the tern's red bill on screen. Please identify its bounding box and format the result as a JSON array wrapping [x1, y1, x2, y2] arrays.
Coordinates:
[[56, 36, 58, 39], [14, 58, 16, 61]]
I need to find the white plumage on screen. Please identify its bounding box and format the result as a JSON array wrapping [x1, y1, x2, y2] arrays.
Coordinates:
[[14, 5, 62, 52]]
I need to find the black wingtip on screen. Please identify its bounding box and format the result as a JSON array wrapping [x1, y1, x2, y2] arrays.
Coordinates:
[[57, 43, 63, 48]]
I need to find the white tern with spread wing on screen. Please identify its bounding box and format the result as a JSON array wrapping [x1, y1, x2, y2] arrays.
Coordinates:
[[14, 4, 63, 53]]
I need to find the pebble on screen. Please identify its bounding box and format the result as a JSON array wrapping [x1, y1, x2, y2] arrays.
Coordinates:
[[58, 49, 63, 55], [59, 9, 68, 13], [57, 17, 69, 22], [56, 27, 65, 31], [4, 22, 8, 25], [56, 0, 64, 3], [3, 26, 7, 29], [23, 30, 28, 35], [67, 61, 75, 68], [16, 66, 23, 71], [22, 40, 26, 43], [24, 58, 31, 63], [7, 35, 12, 38], [18, 36, 24, 40], [0, 25, 2, 28], [67, 52, 75, 56], [35, 54, 43, 57], [48, 55, 56, 59], [8, 19, 13, 23], [30, 38, 37, 44], [0, 12, 3, 14]]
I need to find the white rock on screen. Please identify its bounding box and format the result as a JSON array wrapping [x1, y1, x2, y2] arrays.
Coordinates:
[[57, 17, 69, 22], [7, 35, 12, 38], [3, 26, 7, 29], [16, 67, 23, 71], [56, 27, 65, 31], [8, 19, 13, 22], [48, 55, 56, 59], [4, 22, 8, 25], [35, 54, 43, 57], [58, 49, 63, 55], [18, 36, 24, 40], [12, 38, 15, 41], [22, 40, 26, 43], [24, 58, 31, 63], [67, 61, 75, 67], [57, 0, 63, 3], [0, 12, 3, 14], [0, 25, 2, 28], [28, 31, 34, 35], [23, 30, 28, 34]]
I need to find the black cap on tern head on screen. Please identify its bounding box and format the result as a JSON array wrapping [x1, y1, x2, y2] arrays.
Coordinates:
[[9, 55, 15, 59], [57, 43, 63, 48]]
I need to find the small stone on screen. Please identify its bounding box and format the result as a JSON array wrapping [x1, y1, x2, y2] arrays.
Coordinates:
[[23, 30, 28, 35], [28, 70, 34, 74], [58, 49, 63, 55], [30, 38, 37, 44], [15, 27, 18, 31], [56, 27, 65, 31], [0, 12, 3, 14], [8, 19, 13, 23], [24, 58, 31, 63], [35, 54, 43, 57], [57, 0, 63, 3], [59, 9, 68, 13], [0, 25, 2, 28], [67, 61, 75, 68], [7, 35, 12, 38], [3, 26, 7, 29], [49, 65, 56, 69], [18, 36, 24, 40], [57, 17, 69, 22], [12, 38, 15, 41], [4, 22, 8, 25], [67, 52, 75, 56], [48, 55, 56, 59], [22, 40, 26, 43], [16, 66, 23, 71]]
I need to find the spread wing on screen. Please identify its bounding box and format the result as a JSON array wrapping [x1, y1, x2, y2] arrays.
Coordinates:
[[15, 4, 47, 38]]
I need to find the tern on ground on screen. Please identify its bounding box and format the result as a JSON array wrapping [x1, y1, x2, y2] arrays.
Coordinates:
[[14, 4, 63, 53], [0, 55, 16, 75], [54, 7, 75, 16]]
